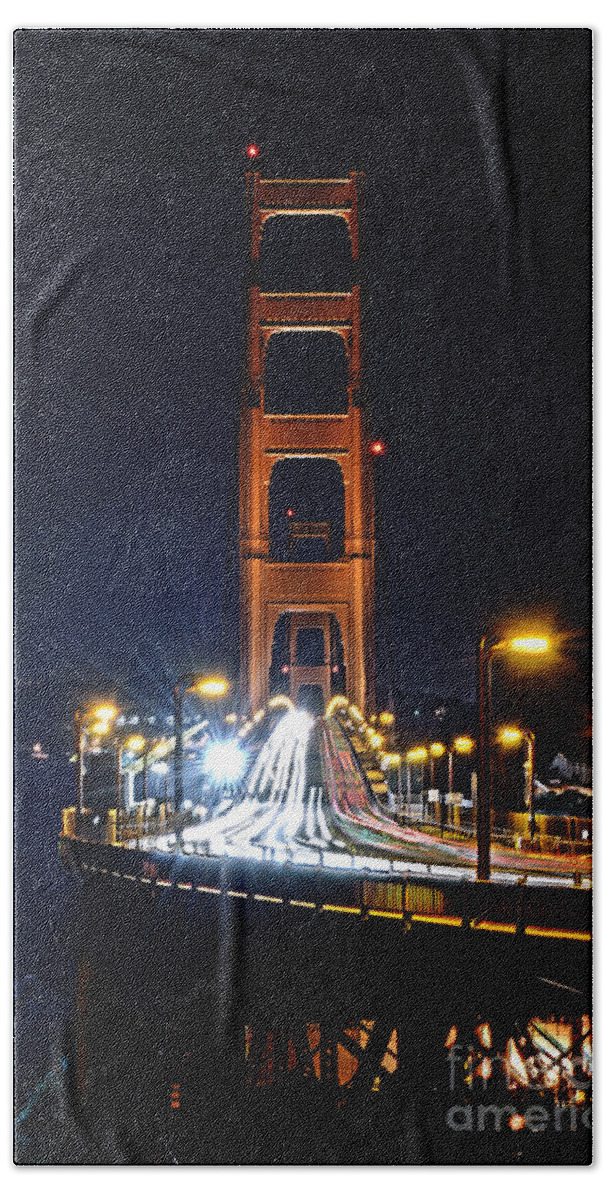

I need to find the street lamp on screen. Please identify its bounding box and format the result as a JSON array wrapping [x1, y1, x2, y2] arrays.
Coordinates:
[[173, 673, 230, 811], [429, 741, 446, 788], [405, 746, 427, 803], [498, 726, 536, 839], [448, 736, 475, 794], [118, 733, 147, 814], [478, 632, 550, 881], [73, 702, 118, 814]]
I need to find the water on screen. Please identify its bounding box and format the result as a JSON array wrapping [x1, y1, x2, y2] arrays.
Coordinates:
[[14, 753, 592, 1164]]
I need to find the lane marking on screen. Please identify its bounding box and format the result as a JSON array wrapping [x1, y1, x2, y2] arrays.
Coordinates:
[[289, 899, 315, 909], [177, 882, 193, 891], [411, 914, 463, 927], [474, 920, 517, 934], [254, 894, 283, 904], [323, 903, 361, 915], [367, 909, 403, 920], [525, 926, 591, 942]]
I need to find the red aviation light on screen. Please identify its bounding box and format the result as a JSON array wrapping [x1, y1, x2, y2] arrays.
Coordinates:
[[286, 508, 294, 518], [369, 439, 386, 457], [281, 664, 290, 675], [246, 143, 260, 159]]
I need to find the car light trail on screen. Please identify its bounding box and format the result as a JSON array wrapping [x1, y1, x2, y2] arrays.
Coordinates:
[[130, 706, 591, 890]]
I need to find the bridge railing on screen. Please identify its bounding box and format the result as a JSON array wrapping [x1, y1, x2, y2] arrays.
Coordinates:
[[392, 795, 591, 855]]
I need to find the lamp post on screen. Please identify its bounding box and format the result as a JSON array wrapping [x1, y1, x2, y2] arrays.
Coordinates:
[[73, 703, 118, 815], [499, 726, 536, 839], [117, 734, 147, 814], [447, 736, 475, 794], [173, 673, 230, 811], [478, 634, 550, 881], [429, 742, 446, 789], [405, 747, 427, 810]]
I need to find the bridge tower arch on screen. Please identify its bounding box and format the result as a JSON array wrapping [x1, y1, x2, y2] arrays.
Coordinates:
[[239, 172, 375, 714]]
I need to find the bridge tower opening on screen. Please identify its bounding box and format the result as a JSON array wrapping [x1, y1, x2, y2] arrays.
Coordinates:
[[239, 172, 375, 714]]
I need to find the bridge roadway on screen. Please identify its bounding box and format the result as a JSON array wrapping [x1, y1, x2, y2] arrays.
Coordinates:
[[138, 708, 590, 888]]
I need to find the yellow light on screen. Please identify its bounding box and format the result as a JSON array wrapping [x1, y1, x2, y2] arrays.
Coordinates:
[[91, 704, 118, 723], [382, 753, 401, 769], [406, 746, 428, 762], [197, 677, 229, 698], [453, 736, 475, 754], [499, 727, 523, 748], [125, 735, 146, 752], [378, 711, 395, 727], [508, 636, 550, 655], [269, 695, 294, 711], [369, 732, 384, 749], [429, 742, 446, 758], [90, 721, 110, 737], [253, 709, 265, 723], [224, 712, 238, 724]]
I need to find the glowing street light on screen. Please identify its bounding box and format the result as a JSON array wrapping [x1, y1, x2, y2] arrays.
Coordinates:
[[507, 637, 550, 655], [478, 631, 550, 881], [406, 747, 428, 762], [498, 726, 536, 838], [378, 711, 395, 727], [195, 677, 229, 699]]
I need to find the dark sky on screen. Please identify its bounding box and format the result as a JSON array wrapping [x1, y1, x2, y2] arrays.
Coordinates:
[[14, 29, 591, 744]]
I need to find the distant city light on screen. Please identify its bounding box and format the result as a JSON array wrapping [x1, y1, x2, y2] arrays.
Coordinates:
[[204, 739, 247, 785]]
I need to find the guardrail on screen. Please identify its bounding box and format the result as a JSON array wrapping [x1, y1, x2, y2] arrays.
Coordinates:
[[59, 832, 592, 942], [391, 796, 592, 856]]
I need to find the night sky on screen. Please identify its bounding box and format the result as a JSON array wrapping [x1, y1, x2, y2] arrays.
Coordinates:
[[14, 29, 591, 752]]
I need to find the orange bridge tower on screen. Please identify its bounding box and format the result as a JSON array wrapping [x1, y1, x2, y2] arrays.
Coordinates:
[[239, 172, 375, 714]]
